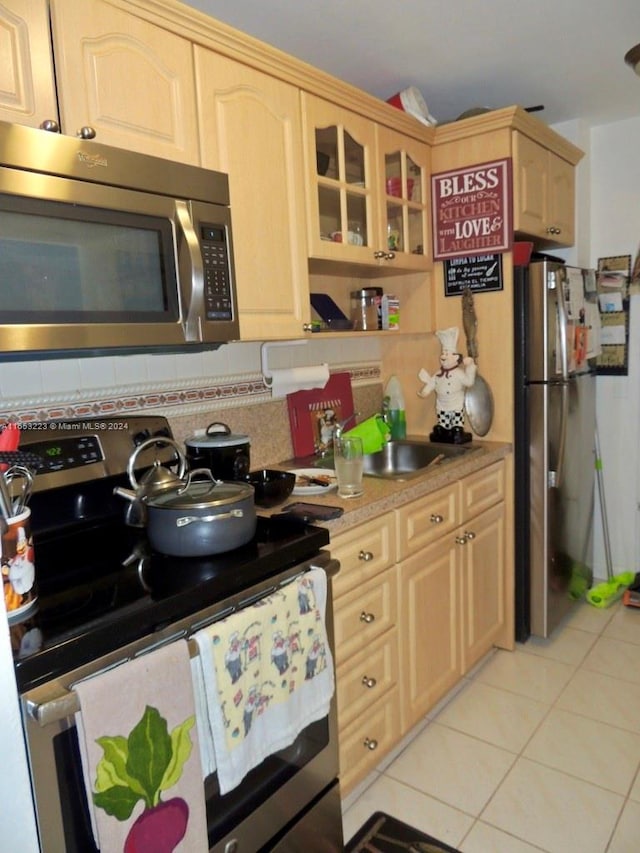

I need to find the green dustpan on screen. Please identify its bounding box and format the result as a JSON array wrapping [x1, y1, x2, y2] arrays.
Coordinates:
[[586, 572, 636, 608]]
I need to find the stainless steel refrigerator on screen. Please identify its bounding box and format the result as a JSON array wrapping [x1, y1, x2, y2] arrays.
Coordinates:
[[514, 259, 596, 640]]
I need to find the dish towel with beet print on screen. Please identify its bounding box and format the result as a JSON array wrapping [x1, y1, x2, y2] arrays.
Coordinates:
[[74, 639, 208, 853], [194, 567, 335, 794]]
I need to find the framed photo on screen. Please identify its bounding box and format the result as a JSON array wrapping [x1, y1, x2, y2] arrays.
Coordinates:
[[286, 372, 355, 457]]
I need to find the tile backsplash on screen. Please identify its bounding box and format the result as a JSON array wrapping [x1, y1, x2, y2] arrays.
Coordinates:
[[0, 337, 383, 467]]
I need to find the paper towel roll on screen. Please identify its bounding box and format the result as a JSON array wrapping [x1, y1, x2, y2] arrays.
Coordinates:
[[267, 364, 330, 398]]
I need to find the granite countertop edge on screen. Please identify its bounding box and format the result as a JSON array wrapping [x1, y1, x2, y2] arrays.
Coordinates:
[[269, 440, 512, 536]]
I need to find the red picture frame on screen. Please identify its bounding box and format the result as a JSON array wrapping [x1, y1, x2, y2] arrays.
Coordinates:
[[286, 372, 355, 458]]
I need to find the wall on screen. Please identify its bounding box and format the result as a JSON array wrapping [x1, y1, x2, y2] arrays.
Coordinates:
[[590, 115, 640, 578]]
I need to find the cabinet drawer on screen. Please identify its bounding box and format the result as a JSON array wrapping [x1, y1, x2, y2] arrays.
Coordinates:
[[336, 628, 398, 730], [461, 460, 505, 522], [333, 567, 397, 663], [395, 483, 458, 559], [338, 686, 401, 795], [331, 513, 396, 598]]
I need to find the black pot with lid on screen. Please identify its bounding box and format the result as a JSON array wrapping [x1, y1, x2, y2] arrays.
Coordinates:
[[184, 422, 251, 481]]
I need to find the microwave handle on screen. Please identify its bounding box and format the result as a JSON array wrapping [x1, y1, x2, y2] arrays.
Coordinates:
[[175, 200, 203, 341]]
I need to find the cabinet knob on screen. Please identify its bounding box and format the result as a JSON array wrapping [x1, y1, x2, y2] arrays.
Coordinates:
[[430, 513, 444, 524], [385, 252, 396, 261], [361, 675, 377, 689], [302, 323, 314, 332], [465, 530, 476, 541], [39, 119, 60, 133], [455, 535, 468, 545], [76, 126, 97, 139], [546, 225, 561, 235], [363, 737, 378, 751], [360, 611, 376, 624], [373, 250, 387, 260], [358, 550, 374, 561]]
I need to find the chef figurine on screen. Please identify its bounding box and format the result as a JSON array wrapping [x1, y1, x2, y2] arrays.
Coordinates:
[[418, 326, 476, 444]]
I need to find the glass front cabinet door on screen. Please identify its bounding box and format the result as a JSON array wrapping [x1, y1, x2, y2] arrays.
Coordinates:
[[302, 93, 431, 271]]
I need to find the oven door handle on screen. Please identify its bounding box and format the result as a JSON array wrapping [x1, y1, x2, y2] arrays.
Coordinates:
[[26, 638, 200, 727]]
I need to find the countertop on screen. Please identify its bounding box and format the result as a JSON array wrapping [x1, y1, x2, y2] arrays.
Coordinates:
[[273, 439, 512, 537]]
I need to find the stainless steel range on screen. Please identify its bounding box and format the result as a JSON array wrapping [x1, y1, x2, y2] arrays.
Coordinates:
[[10, 416, 343, 852]]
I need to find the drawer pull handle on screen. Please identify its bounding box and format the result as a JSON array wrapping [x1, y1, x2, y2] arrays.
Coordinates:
[[360, 611, 376, 624], [465, 530, 476, 541], [364, 737, 378, 751], [359, 550, 374, 561], [430, 513, 444, 524], [361, 675, 377, 689], [455, 535, 468, 545]]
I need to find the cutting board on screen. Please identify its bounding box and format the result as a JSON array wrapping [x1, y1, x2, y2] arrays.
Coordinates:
[[287, 372, 354, 457]]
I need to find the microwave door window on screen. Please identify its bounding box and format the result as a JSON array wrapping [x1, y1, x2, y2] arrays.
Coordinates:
[[0, 201, 179, 322]]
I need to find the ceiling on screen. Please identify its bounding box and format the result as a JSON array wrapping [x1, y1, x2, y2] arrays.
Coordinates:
[[183, 0, 640, 128]]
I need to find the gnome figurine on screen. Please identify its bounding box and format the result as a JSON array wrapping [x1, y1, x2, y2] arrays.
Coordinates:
[[418, 326, 476, 444]]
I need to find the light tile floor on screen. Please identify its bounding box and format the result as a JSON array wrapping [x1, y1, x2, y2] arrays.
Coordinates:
[[341, 599, 640, 852]]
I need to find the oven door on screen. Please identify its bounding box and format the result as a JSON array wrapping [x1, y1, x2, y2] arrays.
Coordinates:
[[20, 557, 341, 853]]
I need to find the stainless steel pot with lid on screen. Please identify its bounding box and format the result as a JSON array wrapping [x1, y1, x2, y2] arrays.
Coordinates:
[[144, 468, 257, 557], [184, 422, 251, 481]]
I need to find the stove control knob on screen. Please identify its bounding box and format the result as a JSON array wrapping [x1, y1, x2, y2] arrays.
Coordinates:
[[133, 429, 151, 446]]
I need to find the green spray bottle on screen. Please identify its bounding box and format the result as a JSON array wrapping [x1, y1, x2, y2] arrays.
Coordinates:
[[383, 375, 406, 439]]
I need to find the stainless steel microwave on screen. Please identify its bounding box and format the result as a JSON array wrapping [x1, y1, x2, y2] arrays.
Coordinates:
[[0, 121, 239, 358]]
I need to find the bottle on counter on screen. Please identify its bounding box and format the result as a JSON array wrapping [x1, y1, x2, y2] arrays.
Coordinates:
[[383, 375, 407, 439]]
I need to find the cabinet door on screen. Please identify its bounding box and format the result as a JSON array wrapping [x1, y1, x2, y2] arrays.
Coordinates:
[[195, 49, 310, 339], [460, 460, 505, 523], [513, 132, 547, 239], [49, 0, 199, 163], [395, 483, 459, 559], [376, 124, 431, 270], [398, 541, 460, 730], [331, 513, 396, 598], [0, 0, 57, 128], [338, 686, 401, 795], [460, 502, 506, 671], [547, 153, 575, 245], [302, 92, 379, 264], [333, 567, 397, 665], [336, 629, 398, 731]]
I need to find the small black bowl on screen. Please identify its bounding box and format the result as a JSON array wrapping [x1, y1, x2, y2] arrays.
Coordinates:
[[246, 469, 295, 508]]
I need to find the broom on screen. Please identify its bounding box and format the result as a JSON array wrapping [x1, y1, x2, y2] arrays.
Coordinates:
[[586, 427, 635, 607]]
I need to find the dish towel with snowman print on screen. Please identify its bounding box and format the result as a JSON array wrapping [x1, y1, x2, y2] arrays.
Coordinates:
[[193, 568, 334, 794]]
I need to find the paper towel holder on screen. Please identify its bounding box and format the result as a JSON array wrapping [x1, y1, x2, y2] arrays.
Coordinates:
[[261, 340, 311, 387]]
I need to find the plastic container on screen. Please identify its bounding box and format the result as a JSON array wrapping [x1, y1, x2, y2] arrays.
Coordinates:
[[384, 375, 407, 439], [351, 287, 383, 331], [381, 294, 400, 330], [386, 87, 437, 126]]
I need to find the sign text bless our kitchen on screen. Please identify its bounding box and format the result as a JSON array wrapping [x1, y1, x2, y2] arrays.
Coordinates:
[[431, 158, 513, 260]]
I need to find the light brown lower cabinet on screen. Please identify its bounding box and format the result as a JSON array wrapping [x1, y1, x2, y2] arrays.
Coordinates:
[[331, 459, 509, 795]]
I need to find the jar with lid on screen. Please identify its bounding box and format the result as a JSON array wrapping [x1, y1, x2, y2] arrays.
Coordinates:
[[350, 287, 383, 331]]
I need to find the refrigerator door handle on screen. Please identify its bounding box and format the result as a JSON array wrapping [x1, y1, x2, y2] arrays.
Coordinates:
[[550, 380, 569, 489], [556, 269, 570, 382]]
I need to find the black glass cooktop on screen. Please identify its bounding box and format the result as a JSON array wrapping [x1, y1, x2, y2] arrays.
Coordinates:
[[12, 514, 329, 692]]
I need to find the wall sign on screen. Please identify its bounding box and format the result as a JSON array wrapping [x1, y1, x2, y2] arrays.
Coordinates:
[[431, 158, 513, 260], [443, 254, 504, 296]]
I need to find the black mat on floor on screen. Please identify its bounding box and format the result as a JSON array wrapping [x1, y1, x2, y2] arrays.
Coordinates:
[[346, 811, 459, 852]]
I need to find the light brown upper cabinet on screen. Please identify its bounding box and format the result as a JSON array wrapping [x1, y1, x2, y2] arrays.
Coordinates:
[[2, 0, 201, 163], [513, 132, 575, 247], [0, 0, 57, 128], [302, 93, 431, 271], [195, 49, 310, 340]]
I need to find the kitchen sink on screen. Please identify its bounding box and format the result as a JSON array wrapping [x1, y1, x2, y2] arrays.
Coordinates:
[[313, 439, 480, 480], [361, 439, 479, 480]]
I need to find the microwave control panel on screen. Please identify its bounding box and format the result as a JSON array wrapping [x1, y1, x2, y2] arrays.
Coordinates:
[[201, 224, 233, 321]]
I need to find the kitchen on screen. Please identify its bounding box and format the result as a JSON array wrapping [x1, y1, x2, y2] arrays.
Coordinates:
[[1, 0, 640, 850]]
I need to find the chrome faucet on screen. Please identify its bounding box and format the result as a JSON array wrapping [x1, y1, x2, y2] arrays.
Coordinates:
[[333, 412, 359, 441]]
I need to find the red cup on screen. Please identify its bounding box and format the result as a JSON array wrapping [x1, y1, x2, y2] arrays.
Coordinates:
[[386, 177, 415, 199]]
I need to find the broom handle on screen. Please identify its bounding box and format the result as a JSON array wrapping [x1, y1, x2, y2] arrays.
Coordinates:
[[595, 427, 614, 580]]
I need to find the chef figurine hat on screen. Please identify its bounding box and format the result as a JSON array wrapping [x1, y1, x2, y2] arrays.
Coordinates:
[[435, 326, 460, 354]]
